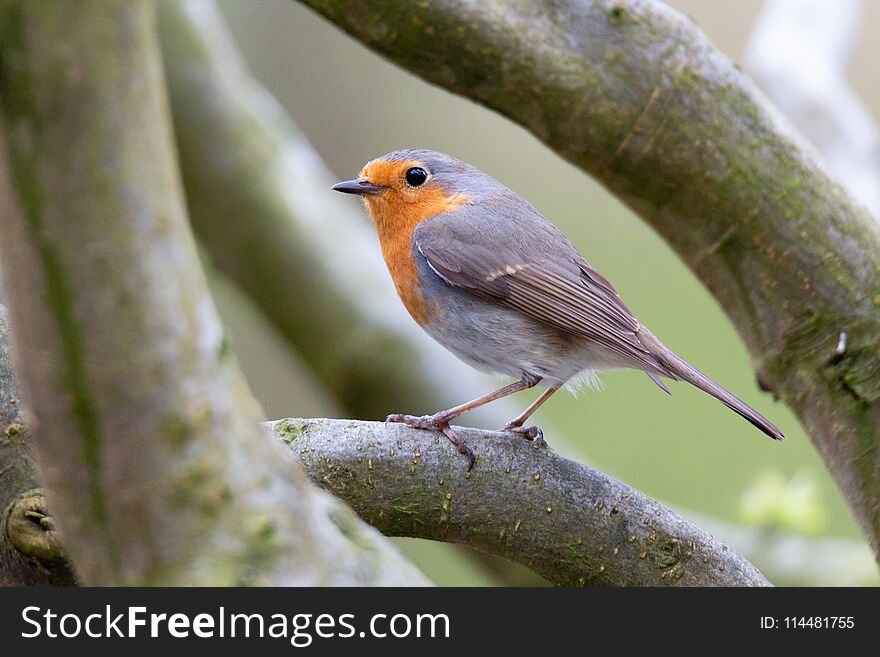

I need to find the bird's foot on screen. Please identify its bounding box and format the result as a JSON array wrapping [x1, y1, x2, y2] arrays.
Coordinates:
[[502, 421, 544, 447], [440, 425, 476, 471], [385, 412, 474, 471], [385, 411, 452, 430]]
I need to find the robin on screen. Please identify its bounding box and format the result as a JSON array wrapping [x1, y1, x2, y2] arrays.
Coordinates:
[[333, 149, 783, 469]]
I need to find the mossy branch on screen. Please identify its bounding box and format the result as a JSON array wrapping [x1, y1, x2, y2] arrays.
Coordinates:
[[297, 0, 880, 558], [274, 418, 771, 587], [0, 308, 76, 586], [0, 0, 425, 586]]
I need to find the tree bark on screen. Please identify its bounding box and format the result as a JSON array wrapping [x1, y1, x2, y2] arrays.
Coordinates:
[[0, 307, 76, 586], [0, 0, 426, 585], [275, 418, 771, 586], [297, 0, 880, 559]]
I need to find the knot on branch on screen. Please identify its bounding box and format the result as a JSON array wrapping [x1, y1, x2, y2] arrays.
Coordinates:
[[5, 489, 67, 566]]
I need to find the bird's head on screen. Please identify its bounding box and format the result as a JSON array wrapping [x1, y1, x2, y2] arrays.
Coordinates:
[[331, 149, 501, 224]]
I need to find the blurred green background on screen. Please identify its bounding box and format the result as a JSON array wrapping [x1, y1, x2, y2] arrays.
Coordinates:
[[211, 0, 880, 584]]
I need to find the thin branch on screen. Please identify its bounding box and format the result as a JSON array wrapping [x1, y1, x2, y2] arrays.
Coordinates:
[[298, 0, 880, 560], [274, 418, 771, 587], [0, 0, 426, 585]]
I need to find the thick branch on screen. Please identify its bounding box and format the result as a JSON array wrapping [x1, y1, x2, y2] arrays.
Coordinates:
[[0, 0, 425, 585], [0, 307, 75, 586], [299, 0, 880, 557], [275, 418, 771, 587]]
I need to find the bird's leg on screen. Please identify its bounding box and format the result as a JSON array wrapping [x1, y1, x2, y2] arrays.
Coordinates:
[[502, 383, 562, 446], [386, 375, 542, 469], [386, 376, 541, 428]]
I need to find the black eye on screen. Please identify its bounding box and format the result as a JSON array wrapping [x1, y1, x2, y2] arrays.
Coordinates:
[[405, 167, 428, 187]]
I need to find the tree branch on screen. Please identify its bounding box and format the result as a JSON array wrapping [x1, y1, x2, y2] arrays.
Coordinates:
[[0, 0, 426, 585], [274, 418, 771, 586], [298, 0, 880, 559], [0, 307, 76, 586]]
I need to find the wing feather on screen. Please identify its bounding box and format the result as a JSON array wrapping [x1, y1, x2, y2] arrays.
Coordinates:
[[413, 205, 662, 371]]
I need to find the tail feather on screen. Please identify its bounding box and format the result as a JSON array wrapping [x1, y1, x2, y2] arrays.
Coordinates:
[[645, 372, 672, 395], [639, 331, 784, 441]]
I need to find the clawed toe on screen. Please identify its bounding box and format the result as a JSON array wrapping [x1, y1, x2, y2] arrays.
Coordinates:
[[502, 422, 544, 447], [385, 413, 441, 430], [441, 425, 475, 471], [386, 412, 474, 470]]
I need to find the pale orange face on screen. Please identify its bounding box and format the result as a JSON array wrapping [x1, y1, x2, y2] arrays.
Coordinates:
[[359, 158, 426, 190], [359, 158, 450, 209], [358, 157, 471, 233]]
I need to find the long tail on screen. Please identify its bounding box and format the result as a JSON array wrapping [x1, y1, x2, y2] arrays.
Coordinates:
[[638, 330, 784, 441]]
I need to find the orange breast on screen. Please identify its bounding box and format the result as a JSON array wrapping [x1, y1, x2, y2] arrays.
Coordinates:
[[366, 188, 470, 325]]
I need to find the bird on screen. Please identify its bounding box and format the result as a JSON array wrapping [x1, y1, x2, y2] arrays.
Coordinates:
[[332, 149, 783, 469]]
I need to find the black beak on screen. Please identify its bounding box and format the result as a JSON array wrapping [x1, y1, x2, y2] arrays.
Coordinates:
[[331, 178, 385, 195]]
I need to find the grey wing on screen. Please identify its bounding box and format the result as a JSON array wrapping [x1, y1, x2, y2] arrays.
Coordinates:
[[413, 204, 668, 374]]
